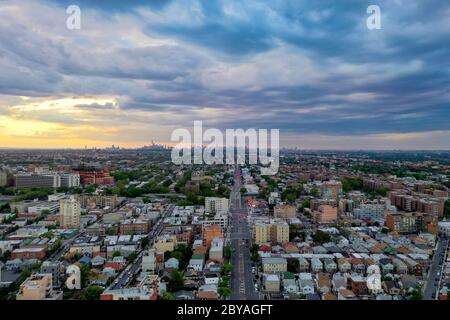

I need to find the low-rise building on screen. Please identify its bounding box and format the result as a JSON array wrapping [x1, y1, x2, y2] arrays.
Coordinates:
[[264, 274, 280, 293], [16, 274, 63, 300], [262, 257, 287, 274]]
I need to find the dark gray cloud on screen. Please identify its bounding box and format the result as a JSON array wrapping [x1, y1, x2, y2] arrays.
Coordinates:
[[0, 0, 449, 148]]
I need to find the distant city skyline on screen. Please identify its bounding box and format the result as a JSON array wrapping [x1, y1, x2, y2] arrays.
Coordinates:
[[0, 1, 450, 149]]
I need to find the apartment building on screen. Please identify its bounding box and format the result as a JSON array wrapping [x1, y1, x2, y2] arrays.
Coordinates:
[[254, 221, 289, 244], [385, 211, 439, 234], [27, 201, 59, 215], [205, 197, 229, 214], [60, 196, 81, 229], [273, 204, 296, 219], [389, 191, 446, 217], [119, 219, 150, 235], [353, 199, 395, 222], [11, 247, 48, 260], [77, 194, 118, 209], [142, 248, 156, 274], [320, 180, 342, 200], [262, 257, 287, 273], [154, 235, 176, 254], [40, 261, 61, 288], [202, 224, 223, 248], [16, 274, 63, 300], [15, 173, 61, 188], [270, 221, 290, 243], [209, 237, 224, 262], [60, 173, 80, 188], [313, 205, 338, 224], [198, 213, 229, 231], [78, 171, 115, 186]]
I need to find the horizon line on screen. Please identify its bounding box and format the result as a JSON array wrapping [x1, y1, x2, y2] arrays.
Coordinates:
[[1, 147, 450, 152]]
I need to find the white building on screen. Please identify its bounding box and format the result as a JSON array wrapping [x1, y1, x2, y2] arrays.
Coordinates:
[[27, 201, 59, 215], [60, 196, 81, 229], [142, 248, 156, 274], [188, 258, 204, 271], [353, 199, 395, 223], [196, 213, 229, 231], [205, 197, 229, 214], [60, 173, 80, 188], [439, 221, 450, 237], [244, 184, 259, 195], [209, 237, 224, 261], [48, 193, 67, 202]]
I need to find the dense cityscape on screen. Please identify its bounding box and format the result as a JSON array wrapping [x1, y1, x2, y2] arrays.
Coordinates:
[[0, 148, 449, 301]]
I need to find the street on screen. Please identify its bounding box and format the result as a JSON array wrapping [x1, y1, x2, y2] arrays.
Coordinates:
[[108, 203, 175, 290], [423, 237, 449, 300], [230, 166, 258, 300]]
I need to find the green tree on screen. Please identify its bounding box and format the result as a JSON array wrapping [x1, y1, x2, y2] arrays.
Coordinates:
[[160, 292, 175, 300], [310, 188, 319, 197], [127, 252, 138, 264], [287, 258, 300, 273], [281, 184, 303, 202], [80, 264, 92, 288], [289, 224, 305, 241], [218, 287, 232, 298], [409, 286, 423, 300], [240, 187, 247, 195], [106, 227, 118, 235], [312, 230, 331, 244], [170, 251, 183, 263], [141, 237, 149, 249], [299, 199, 310, 212], [219, 276, 230, 288], [112, 251, 122, 258], [342, 177, 363, 193], [444, 199, 450, 218], [251, 252, 260, 263], [41, 231, 55, 239], [40, 209, 51, 217], [79, 286, 103, 300], [224, 245, 232, 260], [176, 199, 194, 206], [84, 185, 96, 193], [168, 270, 184, 292], [221, 263, 232, 275], [49, 239, 62, 255], [1, 250, 11, 263], [381, 227, 390, 234], [250, 244, 259, 255]]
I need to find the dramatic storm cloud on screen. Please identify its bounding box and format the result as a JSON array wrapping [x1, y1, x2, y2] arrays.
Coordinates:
[[0, 0, 449, 149]]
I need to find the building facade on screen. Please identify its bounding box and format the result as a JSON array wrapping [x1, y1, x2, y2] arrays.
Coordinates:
[[60, 196, 81, 229]]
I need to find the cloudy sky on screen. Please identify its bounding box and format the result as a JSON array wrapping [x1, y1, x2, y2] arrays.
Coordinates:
[[0, 0, 449, 149]]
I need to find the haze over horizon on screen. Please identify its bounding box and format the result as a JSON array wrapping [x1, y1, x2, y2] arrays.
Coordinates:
[[0, 0, 449, 149]]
